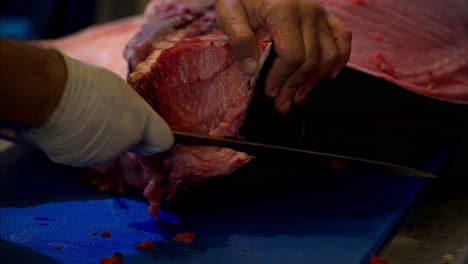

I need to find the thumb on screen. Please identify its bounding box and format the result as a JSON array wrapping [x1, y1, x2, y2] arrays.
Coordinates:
[[130, 111, 174, 156], [216, 0, 260, 75]]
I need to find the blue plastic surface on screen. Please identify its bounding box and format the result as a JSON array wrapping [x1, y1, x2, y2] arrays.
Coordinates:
[[0, 145, 444, 264]]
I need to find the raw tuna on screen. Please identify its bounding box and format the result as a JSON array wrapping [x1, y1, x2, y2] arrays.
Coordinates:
[[128, 33, 271, 218], [318, 0, 468, 103], [150, 34, 271, 138]]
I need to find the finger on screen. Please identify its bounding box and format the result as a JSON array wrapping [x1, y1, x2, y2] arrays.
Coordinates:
[[327, 13, 352, 79], [275, 6, 320, 109], [215, 0, 260, 75], [264, 17, 305, 112], [294, 78, 319, 105], [131, 110, 174, 156], [294, 11, 340, 104]]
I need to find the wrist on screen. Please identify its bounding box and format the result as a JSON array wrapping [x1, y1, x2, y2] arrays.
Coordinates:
[[0, 40, 67, 128], [39, 49, 68, 127], [24, 53, 93, 153]]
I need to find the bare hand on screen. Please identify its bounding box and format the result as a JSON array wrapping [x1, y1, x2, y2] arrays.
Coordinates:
[[216, 0, 352, 113]]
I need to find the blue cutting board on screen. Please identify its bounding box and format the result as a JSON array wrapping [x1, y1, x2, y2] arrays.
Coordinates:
[[0, 144, 446, 264]]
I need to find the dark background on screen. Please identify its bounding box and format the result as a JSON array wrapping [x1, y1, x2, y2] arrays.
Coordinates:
[[0, 0, 149, 39]]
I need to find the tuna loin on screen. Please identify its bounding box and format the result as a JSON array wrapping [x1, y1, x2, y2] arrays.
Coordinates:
[[130, 32, 271, 218], [318, 0, 468, 103], [122, 1, 272, 218]]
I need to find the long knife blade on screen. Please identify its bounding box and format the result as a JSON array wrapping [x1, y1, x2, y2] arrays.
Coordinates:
[[172, 131, 437, 178]]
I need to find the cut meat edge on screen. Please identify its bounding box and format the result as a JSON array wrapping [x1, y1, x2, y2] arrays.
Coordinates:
[[347, 62, 468, 104]]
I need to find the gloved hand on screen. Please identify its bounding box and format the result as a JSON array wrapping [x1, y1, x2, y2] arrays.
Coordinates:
[[25, 53, 174, 167], [216, 0, 352, 113]]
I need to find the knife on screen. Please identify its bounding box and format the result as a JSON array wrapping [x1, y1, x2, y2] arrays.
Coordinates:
[[0, 130, 437, 178], [172, 131, 437, 178]]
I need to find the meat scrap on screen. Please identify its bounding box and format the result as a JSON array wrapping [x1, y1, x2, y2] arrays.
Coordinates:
[[100, 252, 123, 264], [173, 232, 197, 243], [101, 231, 111, 238], [135, 240, 156, 249]]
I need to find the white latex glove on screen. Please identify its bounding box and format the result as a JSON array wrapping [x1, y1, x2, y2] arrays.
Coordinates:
[[25, 53, 174, 167]]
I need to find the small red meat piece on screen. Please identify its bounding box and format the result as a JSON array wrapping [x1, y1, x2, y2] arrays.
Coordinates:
[[369, 254, 390, 264], [101, 231, 111, 238], [135, 240, 156, 249], [100, 252, 123, 264], [173, 232, 197, 243]]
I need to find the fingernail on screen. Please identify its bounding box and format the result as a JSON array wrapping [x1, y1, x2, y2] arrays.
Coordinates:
[[265, 84, 280, 98], [269, 87, 280, 98], [241, 57, 258, 75], [294, 92, 306, 104]]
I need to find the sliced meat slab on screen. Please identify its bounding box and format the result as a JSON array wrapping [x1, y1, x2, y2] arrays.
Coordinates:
[[319, 0, 468, 103], [153, 35, 271, 138]]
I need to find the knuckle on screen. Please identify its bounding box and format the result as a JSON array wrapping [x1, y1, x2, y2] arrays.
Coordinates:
[[301, 59, 320, 74], [274, 0, 291, 10], [304, 0, 325, 16], [285, 73, 305, 88], [264, 0, 288, 18], [322, 50, 340, 66], [284, 52, 305, 68], [229, 33, 254, 47]]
